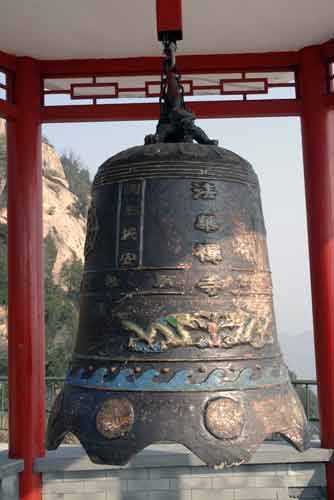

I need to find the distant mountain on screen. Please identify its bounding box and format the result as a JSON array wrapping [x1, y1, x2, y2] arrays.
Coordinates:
[[280, 330, 316, 379]]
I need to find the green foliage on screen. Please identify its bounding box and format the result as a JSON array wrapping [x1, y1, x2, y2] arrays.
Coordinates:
[[44, 252, 83, 377], [59, 255, 83, 300], [60, 151, 91, 218], [44, 285, 79, 377], [44, 232, 58, 275], [0, 228, 83, 377]]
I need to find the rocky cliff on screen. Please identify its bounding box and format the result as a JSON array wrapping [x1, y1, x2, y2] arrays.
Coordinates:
[[0, 119, 87, 359], [0, 119, 86, 279]]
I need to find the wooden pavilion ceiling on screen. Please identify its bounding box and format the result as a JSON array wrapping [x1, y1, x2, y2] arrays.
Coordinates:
[[0, 0, 333, 60]]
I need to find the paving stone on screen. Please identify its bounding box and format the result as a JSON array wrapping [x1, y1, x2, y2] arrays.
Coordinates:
[[192, 489, 234, 500], [62, 494, 106, 500], [127, 479, 170, 491], [255, 476, 287, 488], [148, 491, 191, 500], [110, 493, 148, 500], [213, 475, 257, 489], [43, 481, 85, 494], [105, 492, 122, 500], [234, 487, 279, 499], [84, 478, 126, 492], [170, 475, 212, 489]]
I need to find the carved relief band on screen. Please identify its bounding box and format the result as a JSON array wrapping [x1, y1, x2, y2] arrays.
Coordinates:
[[121, 310, 273, 352]]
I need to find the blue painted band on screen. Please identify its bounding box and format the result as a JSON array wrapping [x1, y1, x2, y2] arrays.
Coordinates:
[[65, 366, 290, 392]]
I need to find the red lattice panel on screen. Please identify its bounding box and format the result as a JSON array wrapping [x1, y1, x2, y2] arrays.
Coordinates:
[[71, 82, 119, 99], [42, 69, 296, 105], [220, 78, 268, 95]]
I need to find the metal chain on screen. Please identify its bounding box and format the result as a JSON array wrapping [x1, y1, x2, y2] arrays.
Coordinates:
[[160, 40, 185, 108]]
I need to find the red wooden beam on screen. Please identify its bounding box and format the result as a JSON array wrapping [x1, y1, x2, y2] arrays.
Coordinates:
[[299, 45, 334, 500], [7, 57, 44, 500], [0, 99, 19, 120], [40, 56, 163, 77], [41, 102, 160, 122], [40, 99, 301, 123], [39, 51, 299, 77], [178, 52, 299, 75], [0, 49, 17, 72], [190, 99, 301, 118], [156, 0, 183, 41]]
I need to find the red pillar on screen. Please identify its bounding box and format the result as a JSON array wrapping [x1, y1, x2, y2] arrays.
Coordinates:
[[300, 46, 334, 499], [6, 57, 44, 500]]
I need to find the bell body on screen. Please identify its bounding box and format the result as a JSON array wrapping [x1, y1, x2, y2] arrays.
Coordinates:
[[47, 143, 309, 466]]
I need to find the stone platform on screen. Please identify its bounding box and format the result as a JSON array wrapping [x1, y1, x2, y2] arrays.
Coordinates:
[[0, 442, 332, 499], [30, 442, 332, 500]]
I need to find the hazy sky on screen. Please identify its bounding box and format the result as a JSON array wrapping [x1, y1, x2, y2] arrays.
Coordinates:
[[43, 116, 313, 339]]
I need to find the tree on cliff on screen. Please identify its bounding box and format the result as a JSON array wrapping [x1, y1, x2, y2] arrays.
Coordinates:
[[60, 151, 91, 218]]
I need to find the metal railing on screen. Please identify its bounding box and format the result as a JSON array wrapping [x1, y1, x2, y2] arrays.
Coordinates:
[[0, 376, 64, 433], [292, 379, 319, 423], [0, 376, 319, 434]]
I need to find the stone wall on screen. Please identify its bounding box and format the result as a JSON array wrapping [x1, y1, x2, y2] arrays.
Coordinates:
[[35, 443, 332, 500], [0, 452, 23, 500], [41, 463, 327, 500]]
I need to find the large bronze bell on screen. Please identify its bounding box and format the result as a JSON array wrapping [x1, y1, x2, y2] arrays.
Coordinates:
[[47, 37, 309, 465], [47, 141, 310, 466]]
